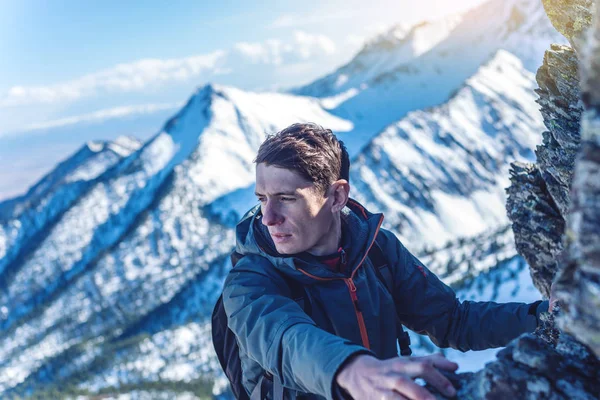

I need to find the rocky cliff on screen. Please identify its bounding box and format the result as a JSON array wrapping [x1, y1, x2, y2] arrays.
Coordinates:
[[428, 1, 600, 398], [556, 0, 600, 361]]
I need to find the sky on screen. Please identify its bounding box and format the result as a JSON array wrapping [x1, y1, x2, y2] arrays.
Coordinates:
[[0, 0, 486, 200]]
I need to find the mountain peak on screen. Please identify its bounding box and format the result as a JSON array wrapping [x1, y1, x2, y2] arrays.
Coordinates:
[[85, 140, 107, 153], [80, 136, 141, 159], [362, 22, 417, 52], [110, 136, 142, 154], [192, 82, 229, 100]]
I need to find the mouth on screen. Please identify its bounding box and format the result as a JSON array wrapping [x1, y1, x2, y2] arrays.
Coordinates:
[[271, 233, 292, 244]]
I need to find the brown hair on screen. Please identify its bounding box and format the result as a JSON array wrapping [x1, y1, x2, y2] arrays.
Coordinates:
[[254, 122, 349, 194]]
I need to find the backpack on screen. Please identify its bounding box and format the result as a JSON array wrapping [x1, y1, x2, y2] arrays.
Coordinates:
[[211, 240, 412, 400]]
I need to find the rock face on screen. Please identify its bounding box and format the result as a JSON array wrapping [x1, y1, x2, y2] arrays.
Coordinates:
[[542, 0, 594, 53], [428, 331, 600, 400], [506, 0, 595, 327], [436, 1, 600, 399], [506, 43, 583, 298], [557, 1, 600, 358]]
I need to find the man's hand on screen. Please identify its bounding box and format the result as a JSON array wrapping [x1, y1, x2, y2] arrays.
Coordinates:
[[336, 353, 458, 400]]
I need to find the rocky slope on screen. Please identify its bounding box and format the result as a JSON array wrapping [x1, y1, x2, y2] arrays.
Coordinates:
[[0, 137, 141, 280]]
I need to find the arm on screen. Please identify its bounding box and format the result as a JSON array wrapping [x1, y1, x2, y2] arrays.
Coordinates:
[[222, 254, 370, 400], [378, 230, 548, 352]]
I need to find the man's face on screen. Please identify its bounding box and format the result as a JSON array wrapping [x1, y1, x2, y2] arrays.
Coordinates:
[[255, 163, 335, 256]]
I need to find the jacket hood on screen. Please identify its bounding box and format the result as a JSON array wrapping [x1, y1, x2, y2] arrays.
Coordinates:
[[234, 198, 384, 282]]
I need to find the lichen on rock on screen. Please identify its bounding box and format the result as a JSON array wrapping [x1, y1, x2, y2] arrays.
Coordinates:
[[542, 0, 594, 54]]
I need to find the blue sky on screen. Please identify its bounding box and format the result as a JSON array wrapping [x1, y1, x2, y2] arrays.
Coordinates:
[[0, 0, 485, 199]]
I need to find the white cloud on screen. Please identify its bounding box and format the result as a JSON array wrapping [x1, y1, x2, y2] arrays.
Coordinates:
[[293, 31, 336, 59], [233, 31, 336, 66], [18, 103, 181, 132], [1, 51, 226, 107], [1, 31, 338, 109], [234, 39, 288, 65]]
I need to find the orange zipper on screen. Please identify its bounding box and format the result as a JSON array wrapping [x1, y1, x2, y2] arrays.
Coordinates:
[[345, 278, 370, 349]]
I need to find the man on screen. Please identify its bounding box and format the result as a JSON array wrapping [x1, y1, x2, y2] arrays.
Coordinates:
[[222, 123, 549, 400]]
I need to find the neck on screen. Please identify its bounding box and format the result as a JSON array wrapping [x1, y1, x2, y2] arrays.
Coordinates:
[[308, 213, 342, 256]]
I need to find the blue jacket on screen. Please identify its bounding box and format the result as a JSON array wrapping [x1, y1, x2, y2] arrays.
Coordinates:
[[222, 199, 545, 399]]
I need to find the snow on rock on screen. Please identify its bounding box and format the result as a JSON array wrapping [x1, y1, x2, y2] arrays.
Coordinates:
[[0, 136, 141, 277], [351, 50, 543, 250]]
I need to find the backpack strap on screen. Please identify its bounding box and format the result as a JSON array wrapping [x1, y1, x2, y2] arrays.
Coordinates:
[[368, 240, 412, 357], [287, 276, 310, 317], [250, 373, 273, 400], [212, 294, 251, 400], [273, 376, 287, 400]]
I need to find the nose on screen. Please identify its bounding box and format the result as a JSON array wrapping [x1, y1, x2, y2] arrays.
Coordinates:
[[261, 200, 283, 226]]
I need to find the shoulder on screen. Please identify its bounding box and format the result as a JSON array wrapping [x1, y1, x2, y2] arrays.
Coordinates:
[[375, 228, 405, 259], [224, 253, 288, 291], [375, 228, 423, 277], [222, 254, 290, 315]]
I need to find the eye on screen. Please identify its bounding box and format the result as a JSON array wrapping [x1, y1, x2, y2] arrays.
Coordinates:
[[280, 197, 295, 202], [257, 197, 266, 204]]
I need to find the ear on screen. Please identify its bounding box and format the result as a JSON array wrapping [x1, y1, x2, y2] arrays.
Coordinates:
[[330, 179, 350, 213]]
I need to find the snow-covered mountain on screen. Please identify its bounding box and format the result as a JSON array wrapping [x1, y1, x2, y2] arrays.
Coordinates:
[[0, 0, 557, 397], [0, 85, 355, 397], [351, 50, 543, 249], [0, 137, 141, 279], [294, 0, 565, 155], [312, 15, 463, 100]]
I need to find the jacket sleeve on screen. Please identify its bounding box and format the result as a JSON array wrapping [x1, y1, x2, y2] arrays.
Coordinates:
[[222, 255, 372, 400], [378, 230, 546, 352]]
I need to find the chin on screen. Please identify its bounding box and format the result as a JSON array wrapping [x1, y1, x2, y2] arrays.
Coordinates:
[[275, 243, 302, 255], [275, 245, 292, 255]]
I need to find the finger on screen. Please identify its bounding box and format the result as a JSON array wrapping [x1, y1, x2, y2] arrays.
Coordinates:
[[397, 360, 456, 397], [411, 354, 458, 372], [385, 374, 436, 400], [431, 354, 459, 372], [378, 389, 409, 400]]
